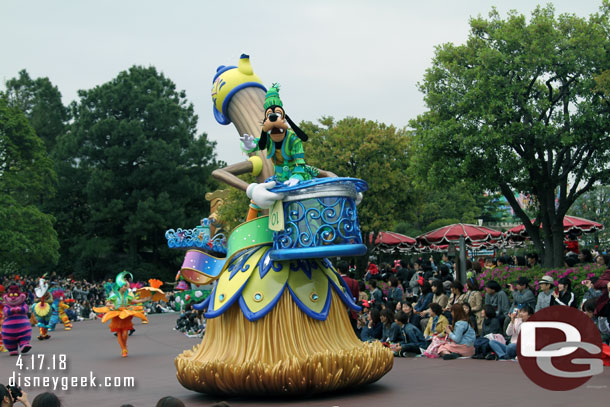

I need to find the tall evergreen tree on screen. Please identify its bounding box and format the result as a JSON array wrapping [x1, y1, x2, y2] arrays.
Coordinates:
[[59, 66, 219, 280], [0, 95, 58, 268]]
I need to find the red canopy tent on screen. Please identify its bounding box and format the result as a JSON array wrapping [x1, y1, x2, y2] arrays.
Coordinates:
[[371, 231, 417, 253], [416, 223, 504, 246], [505, 215, 604, 239]]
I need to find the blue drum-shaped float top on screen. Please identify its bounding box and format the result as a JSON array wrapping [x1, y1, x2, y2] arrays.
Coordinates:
[[268, 177, 368, 261]]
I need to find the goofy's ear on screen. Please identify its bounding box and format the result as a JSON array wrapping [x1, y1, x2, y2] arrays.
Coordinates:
[[285, 114, 308, 142], [258, 130, 268, 150]]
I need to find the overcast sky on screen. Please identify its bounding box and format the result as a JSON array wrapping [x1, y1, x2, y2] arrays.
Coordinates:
[[1, 1, 602, 164]]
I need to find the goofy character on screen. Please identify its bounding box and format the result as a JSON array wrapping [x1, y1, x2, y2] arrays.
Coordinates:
[[240, 83, 319, 218]]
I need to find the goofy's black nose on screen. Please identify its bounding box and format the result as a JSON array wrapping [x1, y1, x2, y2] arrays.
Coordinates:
[[268, 113, 279, 122]]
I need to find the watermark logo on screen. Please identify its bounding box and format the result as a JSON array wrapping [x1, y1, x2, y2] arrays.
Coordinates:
[[518, 306, 603, 391]]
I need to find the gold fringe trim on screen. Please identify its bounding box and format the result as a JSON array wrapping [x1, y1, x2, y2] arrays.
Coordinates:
[[175, 290, 393, 395]]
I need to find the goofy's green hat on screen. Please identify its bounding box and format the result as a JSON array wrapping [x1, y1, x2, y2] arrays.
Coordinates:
[[264, 83, 283, 110], [259, 83, 308, 148]]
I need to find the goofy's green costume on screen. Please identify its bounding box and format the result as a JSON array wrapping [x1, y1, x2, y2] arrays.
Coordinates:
[[244, 84, 318, 183]]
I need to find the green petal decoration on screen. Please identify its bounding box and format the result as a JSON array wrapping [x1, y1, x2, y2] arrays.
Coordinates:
[[286, 260, 331, 319], [319, 259, 345, 290], [240, 248, 289, 320], [206, 246, 263, 317]]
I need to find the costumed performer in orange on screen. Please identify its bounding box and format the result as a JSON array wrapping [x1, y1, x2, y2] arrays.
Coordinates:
[[93, 271, 147, 357]]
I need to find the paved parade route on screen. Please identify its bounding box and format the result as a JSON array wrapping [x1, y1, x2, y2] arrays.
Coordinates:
[[1, 313, 608, 407]]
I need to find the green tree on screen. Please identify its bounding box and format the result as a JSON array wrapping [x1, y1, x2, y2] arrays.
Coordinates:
[[301, 117, 413, 247], [0, 96, 58, 268], [403, 182, 482, 235], [4, 70, 68, 152], [59, 66, 219, 280], [411, 4, 610, 267]]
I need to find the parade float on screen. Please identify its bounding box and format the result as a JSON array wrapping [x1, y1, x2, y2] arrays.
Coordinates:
[[171, 54, 393, 396]]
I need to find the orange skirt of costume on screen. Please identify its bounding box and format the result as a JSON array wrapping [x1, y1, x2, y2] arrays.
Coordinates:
[[93, 306, 147, 332]]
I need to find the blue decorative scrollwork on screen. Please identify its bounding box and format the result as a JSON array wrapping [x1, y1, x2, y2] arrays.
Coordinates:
[[165, 227, 227, 254], [273, 196, 363, 251]]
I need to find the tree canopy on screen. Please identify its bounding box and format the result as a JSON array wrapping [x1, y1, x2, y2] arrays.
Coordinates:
[[5, 70, 68, 152], [301, 117, 413, 238], [0, 96, 59, 267], [411, 3, 610, 266], [55, 66, 219, 280]]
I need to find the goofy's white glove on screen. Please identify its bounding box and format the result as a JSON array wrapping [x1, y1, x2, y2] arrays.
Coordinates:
[[283, 178, 300, 187], [246, 181, 285, 209], [240, 133, 257, 152], [356, 192, 363, 206]]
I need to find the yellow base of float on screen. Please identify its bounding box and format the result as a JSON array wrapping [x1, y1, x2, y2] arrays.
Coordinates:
[[175, 289, 393, 395]]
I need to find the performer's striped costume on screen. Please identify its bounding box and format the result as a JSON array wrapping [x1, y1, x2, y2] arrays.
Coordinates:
[[1, 304, 32, 355]]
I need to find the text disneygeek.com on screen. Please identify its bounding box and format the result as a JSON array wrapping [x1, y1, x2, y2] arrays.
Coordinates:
[[8, 372, 136, 391], [7, 353, 135, 391]]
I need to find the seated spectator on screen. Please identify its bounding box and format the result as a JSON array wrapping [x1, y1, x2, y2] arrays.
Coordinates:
[[418, 280, 448, 331], [509, 277, 536, 312], [421, 260, 436, 281], [580, 277, 602, 309], [472, 304, 502, 359], [594, 256, 610, 317], [437, 304, 476, 359], [413, 282, 433, 314], [583, 299, 610, 344], [408, 262, 424, 297], [487, 305, 533, 360], [484, 280, 510, 324], [156, 396, 185, 407], [552, 277, 577, 308], [513, 255, 527, 267], [423, 303, 449, 339], [364, 261, 379, 281], [32, 392, 61, 407], [397, 260, 414, 286], [535, 276, 554, 312], [382, 300, 396, 312], [358, 281, 368, 302], [370, 280, 383, 305], [438, 264, 454, 284], [391, 311, 428, 356], [400, 301, 421, 328], [360, 308, 383, 342], [579, 248, 594, 264], [380, 309, 400, 343], [462, 303, 478, 336], [464, 276, 483, 330], [444, 281, 467, 319], [526, 252, 539, 268], [388, 277, 404, 303]]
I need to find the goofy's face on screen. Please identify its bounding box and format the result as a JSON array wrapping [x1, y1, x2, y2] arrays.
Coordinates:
[[262, 106, 289, 143]]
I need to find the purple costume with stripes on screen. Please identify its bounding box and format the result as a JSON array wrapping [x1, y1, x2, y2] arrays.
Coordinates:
[[2, 285, 32, 356]]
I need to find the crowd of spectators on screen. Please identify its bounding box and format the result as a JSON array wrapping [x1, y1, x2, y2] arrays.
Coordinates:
[[342, 249, 610, 361]]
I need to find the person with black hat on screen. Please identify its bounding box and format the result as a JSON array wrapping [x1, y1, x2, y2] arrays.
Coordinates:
[[535, 276, 555, 312], [552, 277, 577, 308], [509, 276, 536, 312]]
